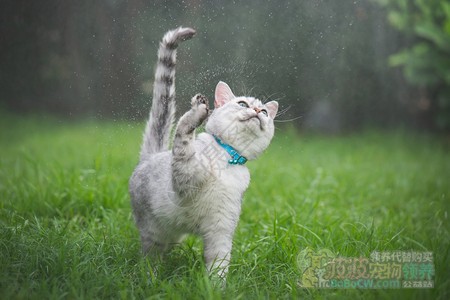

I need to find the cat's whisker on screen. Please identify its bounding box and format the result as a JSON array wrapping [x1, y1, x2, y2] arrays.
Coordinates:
[[275, 105, 291, 117], [235, 83, 255, 97], [261, 92, 285, 104], [274, 115, 303, 123], [268, 104, 292, 123]]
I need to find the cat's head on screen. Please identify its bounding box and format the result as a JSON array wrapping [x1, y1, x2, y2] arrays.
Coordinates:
[[205, 81, 278, 160]]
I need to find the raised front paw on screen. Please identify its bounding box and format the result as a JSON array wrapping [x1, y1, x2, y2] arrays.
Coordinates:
[[190, 93, 209, 125]]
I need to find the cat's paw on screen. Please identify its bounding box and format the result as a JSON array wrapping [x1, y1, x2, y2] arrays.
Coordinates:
[[190, 93, 209, 125]]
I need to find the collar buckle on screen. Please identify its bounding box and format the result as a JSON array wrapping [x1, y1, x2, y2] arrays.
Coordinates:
[[213, 135, 248, 165]]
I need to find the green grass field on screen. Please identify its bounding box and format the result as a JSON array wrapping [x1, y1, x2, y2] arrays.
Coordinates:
[[0, 112, 449, 299]]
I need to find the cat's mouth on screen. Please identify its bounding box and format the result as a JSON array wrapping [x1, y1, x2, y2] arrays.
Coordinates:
[[241, 115, 264, 130]]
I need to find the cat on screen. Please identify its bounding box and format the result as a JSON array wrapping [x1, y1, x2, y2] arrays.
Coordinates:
[[129, 27, 278, 280]]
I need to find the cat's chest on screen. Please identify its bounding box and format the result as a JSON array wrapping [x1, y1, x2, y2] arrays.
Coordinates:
[[190, 166, 249, 210], [183, 166, 249, 233], [190, 162, 249, 203], [186, 134, 251, 213], [210, 165, 250, 196]]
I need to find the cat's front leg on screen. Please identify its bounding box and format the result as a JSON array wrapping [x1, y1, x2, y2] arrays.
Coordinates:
[[172, 94, 209, 196], [204, 232, 233, 282]]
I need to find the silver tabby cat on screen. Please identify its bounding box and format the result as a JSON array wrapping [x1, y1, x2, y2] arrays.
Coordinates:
[[129, 27, 278, 280]]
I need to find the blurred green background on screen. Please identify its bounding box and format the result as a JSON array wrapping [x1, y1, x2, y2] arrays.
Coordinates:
[[1, 0, 449, 132]]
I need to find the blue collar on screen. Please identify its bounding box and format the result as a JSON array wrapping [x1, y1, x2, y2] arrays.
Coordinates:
[[213, 135, 248, 165]]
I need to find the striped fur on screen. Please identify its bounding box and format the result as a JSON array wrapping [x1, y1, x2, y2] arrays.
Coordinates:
[[140, 27, 196, 158], [130, 28, 278, 283]]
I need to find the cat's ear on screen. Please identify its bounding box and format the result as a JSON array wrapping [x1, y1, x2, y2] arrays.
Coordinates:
[[215, 81, 235, 108], [265, 101, 279, 119]]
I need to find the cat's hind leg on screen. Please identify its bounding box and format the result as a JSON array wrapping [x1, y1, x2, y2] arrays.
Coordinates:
[[141, 235, 166, 255], [140, 228, 185, 256]]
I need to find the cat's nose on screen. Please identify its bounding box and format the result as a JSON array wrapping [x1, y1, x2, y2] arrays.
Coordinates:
[[253, 107, 261, 113]]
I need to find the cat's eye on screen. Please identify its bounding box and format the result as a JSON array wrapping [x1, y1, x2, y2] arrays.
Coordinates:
[[238, 101, 249, 108], [261, 109, 268, 116]]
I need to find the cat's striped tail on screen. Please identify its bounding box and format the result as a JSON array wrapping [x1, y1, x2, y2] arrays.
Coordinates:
[[140, 27, 196, 158]]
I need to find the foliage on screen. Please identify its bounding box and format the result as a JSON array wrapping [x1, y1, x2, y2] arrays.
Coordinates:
[[0, 0, 412, 130], [0, 114, 449, 299], [378, 0, 450, 130]]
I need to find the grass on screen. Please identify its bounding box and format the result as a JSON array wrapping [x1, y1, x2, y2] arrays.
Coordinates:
[[0, 112, 449, 299]]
